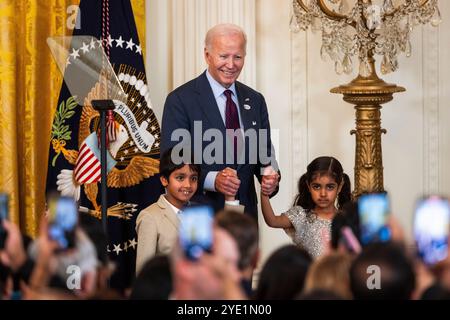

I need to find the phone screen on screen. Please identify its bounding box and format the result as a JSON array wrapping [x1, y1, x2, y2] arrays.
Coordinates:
[[358, 193, 391, 245], [414, 196, 450, 266], [179, 205, 214, 261], [48, 195, 78, 250], [0, 193, 9, 249]]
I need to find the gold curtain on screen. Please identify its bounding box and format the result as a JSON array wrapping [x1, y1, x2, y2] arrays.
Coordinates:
[[131, 0, 145, 55], [0, 0, 146, 237]]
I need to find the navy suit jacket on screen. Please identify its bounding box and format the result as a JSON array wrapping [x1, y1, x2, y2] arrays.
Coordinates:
[[161, 71, 279, 219]]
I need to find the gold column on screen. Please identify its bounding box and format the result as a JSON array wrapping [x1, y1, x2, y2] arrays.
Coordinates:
[[331, 56, 405, 196]]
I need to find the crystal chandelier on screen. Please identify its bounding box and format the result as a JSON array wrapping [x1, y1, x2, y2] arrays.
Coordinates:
[[290, 0, 442, 196], [290, 0, 442, 76]]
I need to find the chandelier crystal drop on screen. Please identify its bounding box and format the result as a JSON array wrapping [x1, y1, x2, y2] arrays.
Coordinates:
[[290, 0, 441, 76]]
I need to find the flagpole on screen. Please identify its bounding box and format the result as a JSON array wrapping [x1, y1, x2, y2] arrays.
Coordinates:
[[92, 100, 115, 235]]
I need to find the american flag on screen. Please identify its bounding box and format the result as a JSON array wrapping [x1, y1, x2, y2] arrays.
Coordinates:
[[74, 132, 116, 184], [46, 0, 163, 289]]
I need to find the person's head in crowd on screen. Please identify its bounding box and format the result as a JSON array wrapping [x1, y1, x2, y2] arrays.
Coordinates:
[[214, 209, 259, 296], [160, 148, 201, 209], [298, 289, 345, 300], [254, 245, 312, 300], [204, 23, 247, 88], [294, 156, 352, 214], [170, 225, 245, 300], [130, 255, 172, 300], [304, 252, 354, 299], [419, 279, 450, 300], [349, 242, 415, 300], [214, 210, 259, 273]]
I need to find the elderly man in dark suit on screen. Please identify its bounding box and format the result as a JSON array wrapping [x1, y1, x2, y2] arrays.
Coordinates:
[[161, 23, 279, 219]]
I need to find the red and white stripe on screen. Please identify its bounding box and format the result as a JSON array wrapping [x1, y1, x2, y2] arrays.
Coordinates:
[[74, 143, 101, 184], [107, 113, 117, 142]]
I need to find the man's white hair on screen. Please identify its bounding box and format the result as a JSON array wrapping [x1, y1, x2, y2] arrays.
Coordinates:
[[204, 23, 247, 52]]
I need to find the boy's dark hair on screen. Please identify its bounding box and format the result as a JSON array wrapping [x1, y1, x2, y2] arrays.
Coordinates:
[[159, 148, 201, 179], [349, 242, 415, 300], [215, 210, 259, 271], [253, 245, 312, 300], [294, 156, 352, 211]]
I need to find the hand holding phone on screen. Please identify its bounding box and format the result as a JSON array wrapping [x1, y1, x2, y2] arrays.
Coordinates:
[[179, 205, 214, 261], [358, 193, 391, 245], [414, 196, 450, 266], [47, 195, 78, 250]]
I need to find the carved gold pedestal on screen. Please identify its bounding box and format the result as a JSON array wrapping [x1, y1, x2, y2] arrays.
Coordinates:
[[331, 62, 405, 197]]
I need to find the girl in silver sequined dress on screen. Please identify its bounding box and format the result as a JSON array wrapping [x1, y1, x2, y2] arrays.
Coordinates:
[[261, 156, 352, 259]]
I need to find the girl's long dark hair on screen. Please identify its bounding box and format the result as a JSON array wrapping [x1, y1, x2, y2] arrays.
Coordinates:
[[293, 156, 352, 211]]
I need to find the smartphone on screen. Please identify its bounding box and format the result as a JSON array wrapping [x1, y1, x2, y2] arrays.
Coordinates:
[[413, 196, 450, 266], [340, 226, 362, 254], [358, 193, 391, 245], [179, 205, 214, 261], [47, 195, 78, 250], [0, 193, 9, 249]]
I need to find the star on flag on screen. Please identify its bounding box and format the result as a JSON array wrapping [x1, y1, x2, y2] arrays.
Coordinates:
[[126, 38, 135, 50]]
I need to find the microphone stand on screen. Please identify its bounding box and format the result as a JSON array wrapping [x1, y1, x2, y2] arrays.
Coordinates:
[[91, 99, 115, 235]]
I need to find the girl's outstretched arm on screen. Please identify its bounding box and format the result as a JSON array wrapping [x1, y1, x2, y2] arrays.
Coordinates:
[[260, 193, 292, 228]]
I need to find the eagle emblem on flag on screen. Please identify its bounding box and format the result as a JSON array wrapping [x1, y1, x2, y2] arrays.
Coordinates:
[[52, 61, 160, 218]]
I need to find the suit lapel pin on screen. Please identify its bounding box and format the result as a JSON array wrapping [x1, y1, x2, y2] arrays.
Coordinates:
[[244, 104, 251, 110], [252, 121, 257, 126]]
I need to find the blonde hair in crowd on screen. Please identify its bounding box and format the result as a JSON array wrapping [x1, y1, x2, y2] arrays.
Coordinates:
[[303, 252, 354, 299]]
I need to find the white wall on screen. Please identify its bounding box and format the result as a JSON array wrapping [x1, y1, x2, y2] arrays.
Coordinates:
[[255, 0, 294, 262], [146, 0, 170, 122], [147, 0, 450, 265]]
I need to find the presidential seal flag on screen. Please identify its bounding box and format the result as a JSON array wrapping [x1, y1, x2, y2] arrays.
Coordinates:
[[46, 0, 163, 290]]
